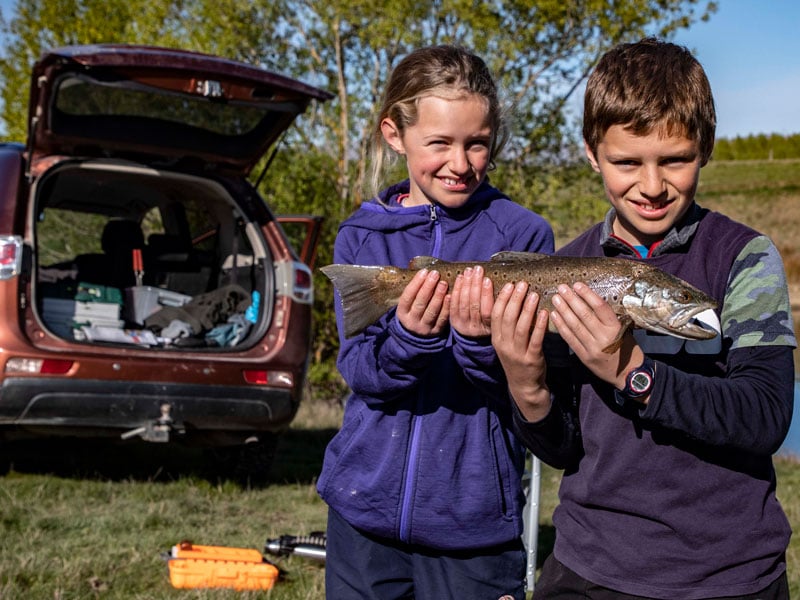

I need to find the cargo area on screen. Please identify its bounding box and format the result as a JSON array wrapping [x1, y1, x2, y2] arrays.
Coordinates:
[[33, 161, 272, 350]]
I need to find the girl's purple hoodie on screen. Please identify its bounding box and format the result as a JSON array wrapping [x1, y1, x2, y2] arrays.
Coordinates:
[[317, 179, 554, 550]]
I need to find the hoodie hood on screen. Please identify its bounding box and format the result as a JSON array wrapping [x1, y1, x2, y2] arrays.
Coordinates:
[[343, 179, 511, 235]]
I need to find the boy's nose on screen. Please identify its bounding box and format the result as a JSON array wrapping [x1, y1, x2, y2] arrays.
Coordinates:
[[639, 166, 667, 199]]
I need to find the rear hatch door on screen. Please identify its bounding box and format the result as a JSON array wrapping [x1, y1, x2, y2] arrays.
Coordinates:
[[27, 44, 333, 176]]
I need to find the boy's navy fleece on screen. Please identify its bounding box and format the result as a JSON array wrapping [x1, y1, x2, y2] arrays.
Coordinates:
[[317, 179, 554, 550], [514, 203, 796, 599]]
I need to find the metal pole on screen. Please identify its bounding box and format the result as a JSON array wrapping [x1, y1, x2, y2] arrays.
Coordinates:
[[522, 452, 541, 593]]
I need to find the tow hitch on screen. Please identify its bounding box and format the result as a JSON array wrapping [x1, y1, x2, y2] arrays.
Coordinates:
[[120, 403, 184, 442]]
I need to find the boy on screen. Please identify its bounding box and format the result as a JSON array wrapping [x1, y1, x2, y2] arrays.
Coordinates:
[[491, 38, 796, 598]]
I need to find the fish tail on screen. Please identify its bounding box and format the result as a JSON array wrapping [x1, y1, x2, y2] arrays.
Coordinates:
[[319, 265, 405, 337]]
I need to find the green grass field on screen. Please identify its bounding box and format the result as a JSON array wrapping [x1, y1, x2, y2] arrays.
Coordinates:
[[1, 159, 799, 599]]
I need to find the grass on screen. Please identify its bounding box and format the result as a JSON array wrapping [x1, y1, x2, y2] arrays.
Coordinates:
[[1, 158, 799, 598], [0, 399, 341, 599], [698, 159, 800, 282]]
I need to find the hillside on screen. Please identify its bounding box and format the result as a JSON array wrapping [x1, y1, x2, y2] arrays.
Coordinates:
[[694, 158, 800, 368]]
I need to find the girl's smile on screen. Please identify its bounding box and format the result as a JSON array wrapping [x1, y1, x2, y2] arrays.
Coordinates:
[[381, 94, 493, 209]]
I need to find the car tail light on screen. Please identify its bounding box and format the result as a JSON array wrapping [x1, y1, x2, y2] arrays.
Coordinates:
[[242, 369, 293, 387], [6, 358, 74, 374], [0, 235, 23, 280], [274, 260, 313, 304]]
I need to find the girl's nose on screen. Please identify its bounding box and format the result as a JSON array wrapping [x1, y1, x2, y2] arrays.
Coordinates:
[[449, 147, 471, 174]]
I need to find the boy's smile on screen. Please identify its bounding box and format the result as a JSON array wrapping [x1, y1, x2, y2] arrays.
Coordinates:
[[586, 124, 703, 248]]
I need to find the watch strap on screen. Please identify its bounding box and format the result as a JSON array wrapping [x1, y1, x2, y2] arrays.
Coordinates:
[[614, 356, 655, 406]]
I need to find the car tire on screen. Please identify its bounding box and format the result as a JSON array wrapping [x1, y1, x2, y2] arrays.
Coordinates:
[[205, 433, 280, 487]]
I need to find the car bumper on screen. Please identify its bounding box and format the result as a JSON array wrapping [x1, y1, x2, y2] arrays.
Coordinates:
[[0, 378, 297, 442]]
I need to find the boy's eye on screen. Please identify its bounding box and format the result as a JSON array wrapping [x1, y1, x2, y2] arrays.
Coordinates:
[[662, 156, 693, 165]]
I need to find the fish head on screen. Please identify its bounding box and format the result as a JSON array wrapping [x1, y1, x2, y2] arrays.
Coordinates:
[[621, 269, 718, 340]]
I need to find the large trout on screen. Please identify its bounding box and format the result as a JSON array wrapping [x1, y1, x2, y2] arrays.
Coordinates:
[[320, 251, 718, 352]]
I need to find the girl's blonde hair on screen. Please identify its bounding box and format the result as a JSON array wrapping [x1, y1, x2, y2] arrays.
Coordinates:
[[369, 45, 508, 196]]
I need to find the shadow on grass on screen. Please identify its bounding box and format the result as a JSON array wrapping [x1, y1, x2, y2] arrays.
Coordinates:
[[535, 525, 556, 570], [0, 426, 339, 487]]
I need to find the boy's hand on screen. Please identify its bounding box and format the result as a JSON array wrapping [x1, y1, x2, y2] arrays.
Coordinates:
[[396, 268, 450, 337], [550, 282, 644, 391], [449, 266, 493, 338], [491, 281, 552, 422]]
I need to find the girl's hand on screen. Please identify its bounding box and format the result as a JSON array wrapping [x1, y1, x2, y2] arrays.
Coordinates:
[[450, 266, 493, 338], [550, 282, 644, 391], [396, 268, 450, 337], [491, 281, 552, 422]]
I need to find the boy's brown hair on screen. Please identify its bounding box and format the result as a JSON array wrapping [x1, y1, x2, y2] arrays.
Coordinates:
[[583, 37, 716, 164]]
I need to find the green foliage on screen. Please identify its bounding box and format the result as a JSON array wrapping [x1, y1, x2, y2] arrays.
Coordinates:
[[0, 0, 716, 196], [713, 133, 800, 161], [0, 0, 717, 398], [36, 208, 107, 265], [493, 161, 607, 247]]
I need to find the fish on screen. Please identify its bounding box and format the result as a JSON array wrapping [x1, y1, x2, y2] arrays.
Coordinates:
[[319, 251, 718, 352]]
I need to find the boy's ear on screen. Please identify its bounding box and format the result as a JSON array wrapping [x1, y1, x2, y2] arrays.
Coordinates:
[[584, 141, 600, 172], [381, 118, 405, 155]]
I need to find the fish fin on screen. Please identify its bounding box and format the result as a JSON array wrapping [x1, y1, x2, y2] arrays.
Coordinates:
[[319, 265, 403, 337], [601, 315, 633, 354], [490, 251, 549, 263], [408, 256, 443, 269]]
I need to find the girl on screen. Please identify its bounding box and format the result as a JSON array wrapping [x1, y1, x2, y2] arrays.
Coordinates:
[[317, 45, 554, 599]]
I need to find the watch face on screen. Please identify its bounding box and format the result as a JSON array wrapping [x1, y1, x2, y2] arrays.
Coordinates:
[[630, 371, 653, 394]]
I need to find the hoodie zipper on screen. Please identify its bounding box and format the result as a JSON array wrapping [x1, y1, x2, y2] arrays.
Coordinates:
[[429, 203, 442, 256], [398, 203, 441, 542]]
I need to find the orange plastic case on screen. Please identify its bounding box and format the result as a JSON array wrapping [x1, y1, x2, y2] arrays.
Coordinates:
[[167, 541, 279, 591]]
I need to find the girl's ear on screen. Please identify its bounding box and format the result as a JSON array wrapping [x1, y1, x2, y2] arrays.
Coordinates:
[[584, 140, 600, 172], [381, 118, 405, 154]]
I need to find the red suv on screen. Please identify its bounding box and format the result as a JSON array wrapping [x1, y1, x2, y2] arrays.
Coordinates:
[[0, 45, 331, 480]]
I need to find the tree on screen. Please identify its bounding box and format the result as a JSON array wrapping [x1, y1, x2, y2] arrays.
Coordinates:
[[2, 0, 717, 201], [0, 0, 718, 395]]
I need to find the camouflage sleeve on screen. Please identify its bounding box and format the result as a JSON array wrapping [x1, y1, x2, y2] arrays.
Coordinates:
[[722, 236, 797, 349]]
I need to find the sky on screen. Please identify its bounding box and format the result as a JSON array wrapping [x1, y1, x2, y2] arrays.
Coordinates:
[[0, 0, 797, 139], [671, 0, 800, 139]]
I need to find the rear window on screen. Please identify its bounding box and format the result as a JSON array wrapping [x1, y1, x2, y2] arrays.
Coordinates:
[[46, 73, 301, 162], [53, 75, 267, 137]]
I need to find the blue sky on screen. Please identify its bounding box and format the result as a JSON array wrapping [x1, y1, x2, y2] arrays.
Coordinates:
[[0, 0, 797, 139], [672, 0, 800, 139]]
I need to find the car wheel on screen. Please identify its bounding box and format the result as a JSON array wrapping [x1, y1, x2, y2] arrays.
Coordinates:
[[205, 433, 280, 487]]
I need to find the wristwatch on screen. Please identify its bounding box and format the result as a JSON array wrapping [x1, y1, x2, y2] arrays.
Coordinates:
[[614, 356, 655, 406]]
